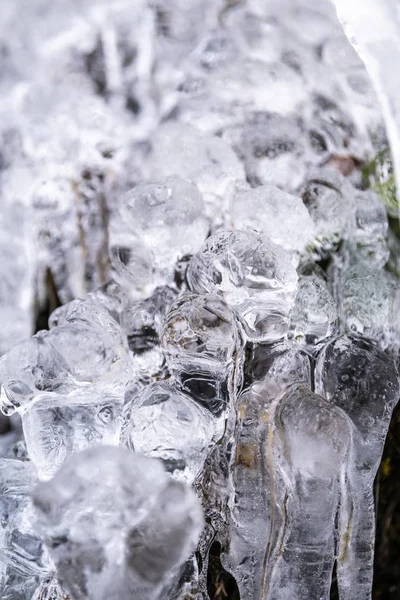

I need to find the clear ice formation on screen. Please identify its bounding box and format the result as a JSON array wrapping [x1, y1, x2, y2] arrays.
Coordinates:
[[226, 345, 313, 600], [125, 383, 216, 484], [146, 123, 246, 224], [229, 185, 315, 253], [289, 267, 338, 349], [0, 459, 55, 599], [220, 111, 308, 192], [340, 263, 395, 343], [32, 446, 203, 600], [0, 0, 400, 599], [333, 0, 400, 205], [121, 285, 178, 382], [187, 230, 298, 343], [351, 189, 389, 268], [263, 384, 352, 600], [111, 176, 209, 290], [0, 298, 133, 480], [123, 380, 217, 484], [162, 292, 242, 415], [316, 335, 400, 600], [301, 168, 355, 256]]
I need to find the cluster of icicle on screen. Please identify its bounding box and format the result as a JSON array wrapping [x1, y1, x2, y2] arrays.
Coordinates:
[[1, 1, 400, 599]]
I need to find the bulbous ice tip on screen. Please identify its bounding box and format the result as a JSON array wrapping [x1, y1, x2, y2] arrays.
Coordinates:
[[32, 446, 204, 600]]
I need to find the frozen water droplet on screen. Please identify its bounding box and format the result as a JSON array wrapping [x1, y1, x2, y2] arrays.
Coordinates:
[[230, 184, 315, 252], [245, 340, 311, 398], [124, 381, 217, 483], [302, 168, 355, 255], [187, 230, 298, 342], [316, 334, 399, 472], [162, 292, 241, 415], [23, 390, 123, 481], [290, 271, 338, 349], [0, 333, 73, 416], [147, 123, 245, 224], [349, 189, 389, 268], [340, 264, 394, 344], [226, 111, 308, 191], [121, 177, 209, 275]]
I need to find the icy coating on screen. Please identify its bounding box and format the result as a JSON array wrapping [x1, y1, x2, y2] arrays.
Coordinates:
[[0, 0, 400, 599], [333, 0, 400, 207]]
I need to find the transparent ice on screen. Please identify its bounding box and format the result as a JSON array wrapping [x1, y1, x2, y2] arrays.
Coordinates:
[[0, 459, 56, 599], [33, 446, 203, 600], [121, 285, 177, 381], [1, 298, 132, 417], [145, 122, 246, 225], [226, 345, 312, 599], [111, 176, 209, 286], [244, 341, 312, 400], [264, 384, 352, 600], [23, 389, 123, 481], [162, 292, 242, 415], [0, 333, 75, 416], [187, 230, 298, 342], [220, 111, 308, 192], [0, 297, 133, 480], [333, 0, 400, 205], [301, 168, 355, 256], [1, 0, 400, 598], [339, 263, 395, 344], [316, 335, 400, 600], [229, 184, 315, 253], [290, 268, 338, 350], [350, 189, 389, 268], [123, 381, 217, 484]]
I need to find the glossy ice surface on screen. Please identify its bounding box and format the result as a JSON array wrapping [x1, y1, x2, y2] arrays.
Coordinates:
[[0, 0, 399, 598]]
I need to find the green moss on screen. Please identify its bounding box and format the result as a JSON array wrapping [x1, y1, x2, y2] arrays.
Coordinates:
[[362, 148, 398, 217]]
